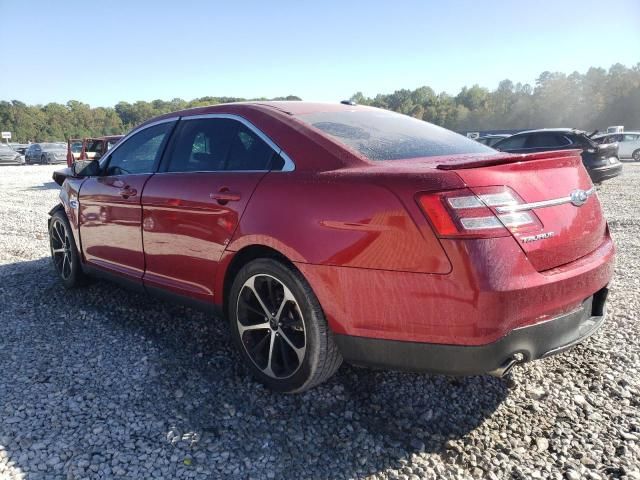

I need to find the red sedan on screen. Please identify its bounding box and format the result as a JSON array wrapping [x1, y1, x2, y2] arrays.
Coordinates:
[[49, 102, 614, 392]]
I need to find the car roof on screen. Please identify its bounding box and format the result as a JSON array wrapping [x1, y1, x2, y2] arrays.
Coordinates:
[[512, 128, 585, 135], [169, 101, 363, 119]]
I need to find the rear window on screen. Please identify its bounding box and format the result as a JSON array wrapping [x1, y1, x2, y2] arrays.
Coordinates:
[[296, 109, 492, 161]]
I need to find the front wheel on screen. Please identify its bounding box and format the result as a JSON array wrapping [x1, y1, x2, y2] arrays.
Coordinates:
[[49, 211, 86, 288], [228, 258, 342, 393], [632, 149, 640, 161]]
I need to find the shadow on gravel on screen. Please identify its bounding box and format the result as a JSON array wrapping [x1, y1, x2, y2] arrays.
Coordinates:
[[25, 181, 59, 191], [0, 258, 508, 478]]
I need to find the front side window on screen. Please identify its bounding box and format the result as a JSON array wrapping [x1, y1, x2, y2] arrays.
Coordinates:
[[623, 134, 639, 142], [166, 118, 282, 172], [296, 109, 492, 161], [104, 121, 175, 175]]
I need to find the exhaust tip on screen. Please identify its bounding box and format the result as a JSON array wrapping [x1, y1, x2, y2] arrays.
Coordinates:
[[489, 352, 525, 378]]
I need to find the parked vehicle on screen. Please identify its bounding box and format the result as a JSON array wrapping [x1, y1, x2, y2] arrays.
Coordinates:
[[25, 143, 68, 164], [592, 131, 640, 161], [476, 134, 511, 147], [0, 143, 25, 165], [49, 102, 614, 392], [492, 128, 622, 183], [67, 136, 124, 167], [9, 143, 29, 156]]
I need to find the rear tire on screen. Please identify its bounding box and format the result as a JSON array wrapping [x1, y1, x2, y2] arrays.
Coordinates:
[[228, 258, 342, 393], [632, 149, 640, 161], [49, 211, 86, 288]]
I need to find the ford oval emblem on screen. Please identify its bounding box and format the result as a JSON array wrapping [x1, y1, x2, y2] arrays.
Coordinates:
[[570, 189, 589, 207]]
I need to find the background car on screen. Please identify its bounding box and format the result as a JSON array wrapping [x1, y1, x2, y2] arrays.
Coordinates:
[[592, 131, 640, 161], [492, 128, 622, 183], [49, 102, 613, 393], [0, 143, 25, 165], [25, 142, 68, 164], [476, 134, 511, 147], [66, 135, 124, 167]]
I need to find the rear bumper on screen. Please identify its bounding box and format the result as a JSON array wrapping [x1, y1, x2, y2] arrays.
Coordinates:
[[335, 287, 608, 376], [588, 162, 623, 183]]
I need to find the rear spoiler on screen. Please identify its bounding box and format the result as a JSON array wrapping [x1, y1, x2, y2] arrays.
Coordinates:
[[436, 149, 582, 170]]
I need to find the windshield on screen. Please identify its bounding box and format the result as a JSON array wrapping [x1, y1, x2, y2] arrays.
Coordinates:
[[296, 108, 493, 161]]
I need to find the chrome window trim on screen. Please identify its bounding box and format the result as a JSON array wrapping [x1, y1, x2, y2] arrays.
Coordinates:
[[496, 187, 595, 213], [99, 116, 180, 169], [179, 113, 295, 172]]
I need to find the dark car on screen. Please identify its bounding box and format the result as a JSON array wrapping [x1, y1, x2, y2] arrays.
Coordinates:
[[49, 102, 613, 392], [492, 129, 622, 183], [476, 134, 511, 147], [25, 143, 68, 164]]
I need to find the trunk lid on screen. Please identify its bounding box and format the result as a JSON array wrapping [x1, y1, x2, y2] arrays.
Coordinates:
[[450, 150, 606, 271]]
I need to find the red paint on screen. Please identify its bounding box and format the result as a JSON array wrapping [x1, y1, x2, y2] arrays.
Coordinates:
[[141, 172, 267, 301], [59, 102, 614, 351]]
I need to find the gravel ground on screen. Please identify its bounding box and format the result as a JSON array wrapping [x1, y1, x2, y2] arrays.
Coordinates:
[[0, 164, 638, 480]]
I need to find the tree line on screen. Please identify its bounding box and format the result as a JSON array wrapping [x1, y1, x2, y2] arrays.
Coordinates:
[[1, 63, 638, 142], [351, 63, 640, 133]]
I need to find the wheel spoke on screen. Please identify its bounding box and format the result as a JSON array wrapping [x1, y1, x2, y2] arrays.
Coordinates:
[[51, 224, 63, 245], [62, 254, 71, 278], [264, 332, 276, 376], [246, 277, 272, 317], [238, 321, 271, 335], [274, 287, 295, 322], [52, 248, 65, 254], [278, 328, 305, 363]]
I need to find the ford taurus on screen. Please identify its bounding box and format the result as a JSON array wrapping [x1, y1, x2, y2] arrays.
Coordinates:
[[49, 102, 614, 392]]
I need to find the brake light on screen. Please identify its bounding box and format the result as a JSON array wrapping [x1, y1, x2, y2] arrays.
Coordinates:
[[417, 187, 541, 238]]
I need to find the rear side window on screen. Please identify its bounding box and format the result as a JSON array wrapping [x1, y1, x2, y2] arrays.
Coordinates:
[[526, 133, 571, 148], [166, 118, 283, 172], [296, 109, 492, 161]]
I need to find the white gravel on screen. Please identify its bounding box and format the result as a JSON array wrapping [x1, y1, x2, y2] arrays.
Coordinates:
[[0, 164, 638, 480]]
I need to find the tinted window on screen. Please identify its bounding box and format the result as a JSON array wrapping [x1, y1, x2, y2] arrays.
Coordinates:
[[495, 135, 528, 150], [167, 118, 281, 172], [105, 121, 174, 175], [623, 134, 639, 141], [526, 133, 571, 148], [296, 109, 492, 161]]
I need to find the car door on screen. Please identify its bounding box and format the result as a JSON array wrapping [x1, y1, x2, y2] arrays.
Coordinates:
[[78, 119, 177, 282], [620, 134, 639, 157], [32, 144, 42, 162], [140, 115, 286, 303]]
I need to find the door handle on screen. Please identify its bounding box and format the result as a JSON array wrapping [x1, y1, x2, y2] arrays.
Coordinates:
[[210, 188, 241, 205], [119, 186, 137, 199]]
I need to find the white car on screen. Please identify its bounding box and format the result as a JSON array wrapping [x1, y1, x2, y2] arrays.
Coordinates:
[[593, 131, 640, 161]]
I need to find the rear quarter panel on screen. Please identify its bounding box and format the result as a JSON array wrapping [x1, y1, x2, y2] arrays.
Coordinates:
[[217, 168, 467, 305]]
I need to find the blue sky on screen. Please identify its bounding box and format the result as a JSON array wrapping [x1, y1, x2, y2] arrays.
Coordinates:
[[1, 0, 639, 107]]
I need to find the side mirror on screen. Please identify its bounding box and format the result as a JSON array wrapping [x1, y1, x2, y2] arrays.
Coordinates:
[[73, 159, 101, 177]]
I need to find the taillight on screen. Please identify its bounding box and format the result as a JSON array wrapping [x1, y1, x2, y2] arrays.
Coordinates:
[[417, 186, 541, 238]]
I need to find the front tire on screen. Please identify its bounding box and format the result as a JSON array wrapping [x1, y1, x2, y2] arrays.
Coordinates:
[[632, 149, 640, 161], [228, 258, 342, 393], [41, 154, 49, 165], [49, 211, 86, 288]]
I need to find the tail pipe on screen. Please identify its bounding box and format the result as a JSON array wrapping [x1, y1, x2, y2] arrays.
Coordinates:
[[489, 352, 525, 378]]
